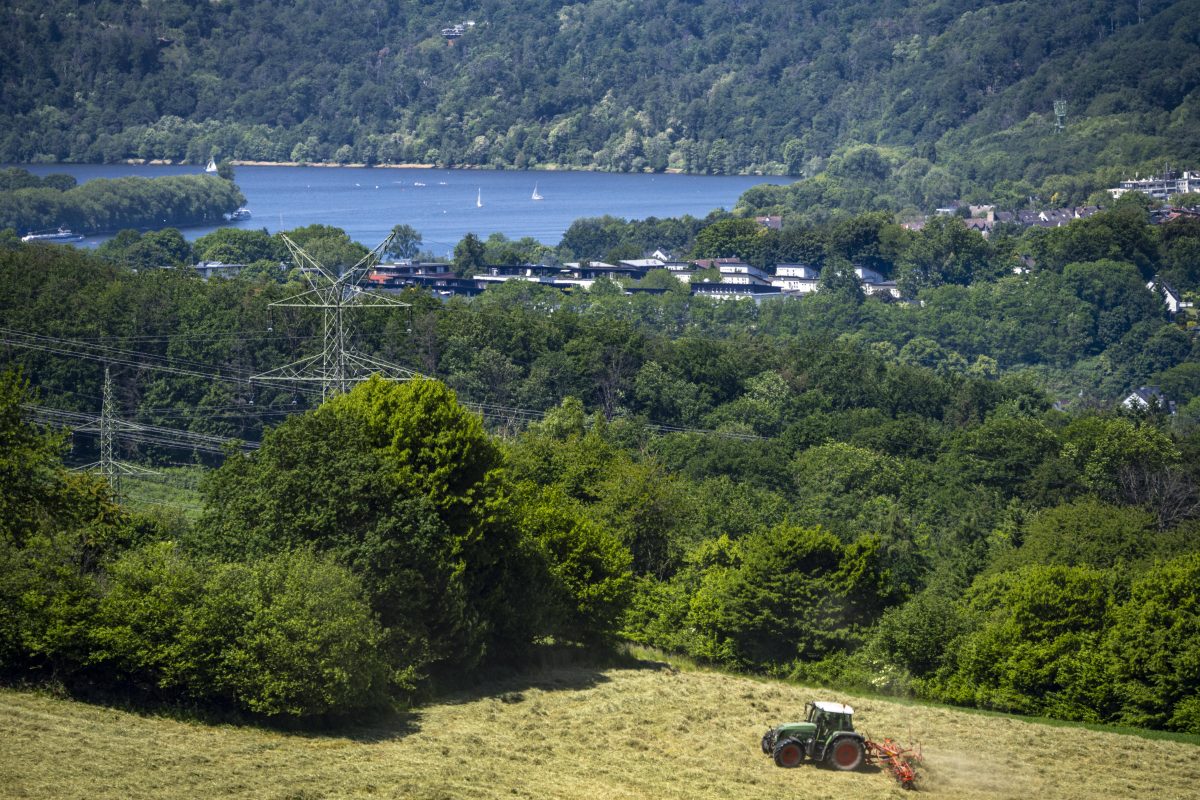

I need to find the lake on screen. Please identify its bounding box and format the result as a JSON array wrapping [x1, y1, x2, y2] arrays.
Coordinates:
[[18, 164, 792, 255]]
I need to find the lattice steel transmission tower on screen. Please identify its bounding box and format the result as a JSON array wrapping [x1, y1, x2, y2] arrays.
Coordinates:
[[253, 233, 417, 399], [98, 365, 117, 489], [77, 366, 157, 494], [1054, 99, 1067, 132]]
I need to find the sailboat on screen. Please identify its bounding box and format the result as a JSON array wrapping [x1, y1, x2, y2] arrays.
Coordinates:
[[531, 183, 543, 201], [476, 188, 482, 208], [205, 158, 218, 173]]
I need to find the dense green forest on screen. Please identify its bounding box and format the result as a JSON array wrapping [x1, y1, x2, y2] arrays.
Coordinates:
[[0, 168, 243, 235], [2, 1, 1199, 207], [2, 203, 1199, 730]]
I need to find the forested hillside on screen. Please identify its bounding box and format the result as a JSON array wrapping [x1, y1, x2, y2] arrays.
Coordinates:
[[3, 0, 1198, 203]]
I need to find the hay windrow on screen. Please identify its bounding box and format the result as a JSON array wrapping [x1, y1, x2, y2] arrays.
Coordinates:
[[2, 666, 1197, 800]]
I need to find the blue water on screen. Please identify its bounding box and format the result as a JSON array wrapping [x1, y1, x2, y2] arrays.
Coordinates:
[[18, 164, 792, 255]]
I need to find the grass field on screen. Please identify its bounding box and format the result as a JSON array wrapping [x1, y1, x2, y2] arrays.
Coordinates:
[[118, 466, 205, 521], [2, 660, 1198, 800]]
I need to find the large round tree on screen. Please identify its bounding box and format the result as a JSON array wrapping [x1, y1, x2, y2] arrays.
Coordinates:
[[197, 377, 531, 693]]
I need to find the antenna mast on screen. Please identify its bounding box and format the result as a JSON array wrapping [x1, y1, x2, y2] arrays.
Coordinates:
[[253, 233, 417, 400]]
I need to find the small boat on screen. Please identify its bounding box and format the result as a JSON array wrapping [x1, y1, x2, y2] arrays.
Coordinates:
[[532, 183, 543, 201], [476, 188, 482, 208], [413, 181, 426, 187], [21, 227, 84, 243], [205, 158, 218, 173], [228, 207, 252, 220]]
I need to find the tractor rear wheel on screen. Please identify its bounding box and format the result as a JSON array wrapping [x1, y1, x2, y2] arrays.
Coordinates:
[[773, 739, 804, 768], [829, 737, 864, 771]]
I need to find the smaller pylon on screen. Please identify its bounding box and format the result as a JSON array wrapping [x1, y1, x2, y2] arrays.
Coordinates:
[[75, 365, 158, 495], [1053, 99, 1067, 132], [98, 365, 117, 491]]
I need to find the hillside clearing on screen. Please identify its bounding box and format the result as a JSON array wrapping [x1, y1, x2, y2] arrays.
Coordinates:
[[2, 664, 1197, 800]]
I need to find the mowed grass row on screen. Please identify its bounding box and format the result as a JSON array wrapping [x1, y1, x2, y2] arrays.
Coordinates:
[[2, 663, 1198, 800]]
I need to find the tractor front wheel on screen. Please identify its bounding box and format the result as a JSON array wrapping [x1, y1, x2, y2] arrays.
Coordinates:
[[773, 739, 804, 768], [829, 738, 864, 771]]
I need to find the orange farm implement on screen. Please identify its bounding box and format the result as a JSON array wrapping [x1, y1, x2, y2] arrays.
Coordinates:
[[864, 736, 922, 789]]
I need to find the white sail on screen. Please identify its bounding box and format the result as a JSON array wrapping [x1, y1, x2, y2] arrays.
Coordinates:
[[532, 183, 543, 200], [476, 188, 482, 207], [205, 158, 218, 173]]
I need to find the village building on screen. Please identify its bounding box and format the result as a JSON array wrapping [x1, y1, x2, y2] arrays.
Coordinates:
[[855, 266, 902, 298], [771, 263, 820, 293], [1109, 170, 1200, 201]]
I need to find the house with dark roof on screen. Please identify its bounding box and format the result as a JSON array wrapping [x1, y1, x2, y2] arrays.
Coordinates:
[[1122, 385, 1176, 414], [1147, 276, 1190, 315], [854, 266, 902, 298]]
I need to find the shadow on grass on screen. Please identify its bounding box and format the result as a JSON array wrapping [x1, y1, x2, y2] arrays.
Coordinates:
[[2, 643, 670, 744], [2, 674, 422, 744], [428, 641, 677, 707]]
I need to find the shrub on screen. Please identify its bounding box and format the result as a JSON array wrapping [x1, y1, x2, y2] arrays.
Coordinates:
[[172, 550, 388, 718]]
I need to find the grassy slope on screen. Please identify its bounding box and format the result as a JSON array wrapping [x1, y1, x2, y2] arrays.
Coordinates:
[[2, 662, 1198, 800]]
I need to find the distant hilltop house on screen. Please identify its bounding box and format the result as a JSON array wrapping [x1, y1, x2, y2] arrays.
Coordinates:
[[440, 20, 475, 39], [1122, 385, 1177, 415], [1147, 275, 1191, 315], [755, 214, 783, 230], [1109, 169, 1200, 201]]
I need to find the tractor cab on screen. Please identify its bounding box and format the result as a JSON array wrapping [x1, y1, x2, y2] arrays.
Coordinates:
[[805, 700, 855, 740]]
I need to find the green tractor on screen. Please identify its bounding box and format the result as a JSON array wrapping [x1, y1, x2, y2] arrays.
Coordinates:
[[760, 701, 866, 771]]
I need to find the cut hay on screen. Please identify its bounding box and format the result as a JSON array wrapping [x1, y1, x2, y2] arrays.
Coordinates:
[[2, 665, 1197, 799]]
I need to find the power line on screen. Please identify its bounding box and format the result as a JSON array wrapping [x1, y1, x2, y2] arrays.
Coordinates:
[[27, 404, 259, 455], [0, 326, 323, 398], [6, 328, 766, 442]]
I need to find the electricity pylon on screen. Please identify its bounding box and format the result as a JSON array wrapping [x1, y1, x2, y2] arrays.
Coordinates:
[[1053, 99, 1067, 132], [76, 366, 158, 494], [252, 233, 417, 400]]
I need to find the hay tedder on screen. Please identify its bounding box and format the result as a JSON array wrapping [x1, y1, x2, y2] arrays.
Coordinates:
[[760, 701, 923, 790]]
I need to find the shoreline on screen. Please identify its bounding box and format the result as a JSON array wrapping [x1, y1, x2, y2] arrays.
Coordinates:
[[120, 159, 691, 175]]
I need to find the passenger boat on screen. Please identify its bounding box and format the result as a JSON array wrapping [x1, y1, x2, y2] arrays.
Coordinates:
[[21, 227, 84, 243]]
